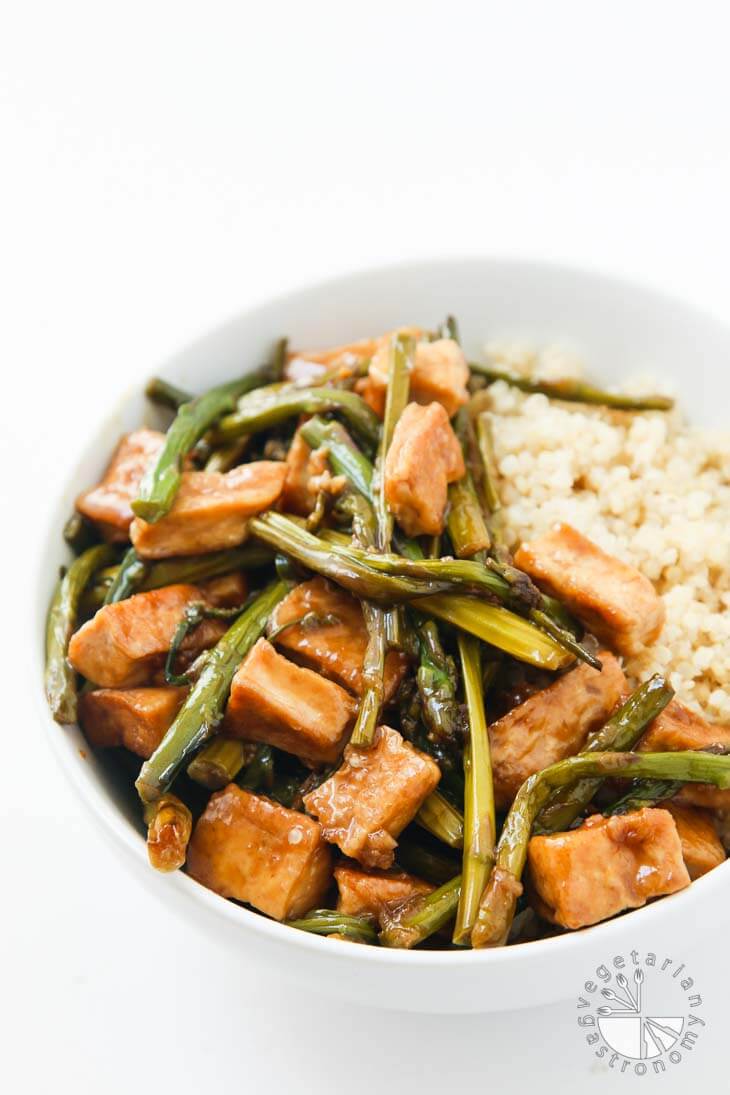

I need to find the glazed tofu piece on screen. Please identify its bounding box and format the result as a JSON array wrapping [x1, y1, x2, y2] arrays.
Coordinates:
[[187, 785, 333, 920], [79, 686, 187, 757], [76, 429, 164, 541], [527, 808, 690, 929], [303, 726, 441, 868], [223, 638, 356, 765], [284, 335, 383, 384], [130, 461, 287, 558], [384, 402, 465, 537], [639, 699, 730, 809], [335, 863, 433, 926], [280, 432, 344, 516], [514, 523, 665, 656], [68, 583, 228, 688], [489, 651, 626, 809], [199, 571, 248, 607], [661, 802, 725, 879], [363, 338, 469, 418], [269, 578, 408, 698]]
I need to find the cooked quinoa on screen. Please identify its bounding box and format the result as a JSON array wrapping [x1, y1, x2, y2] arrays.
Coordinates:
[[485, 341, 730, 721]]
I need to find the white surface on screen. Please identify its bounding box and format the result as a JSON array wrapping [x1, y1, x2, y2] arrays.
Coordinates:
[[3, 0, 730, 1088]]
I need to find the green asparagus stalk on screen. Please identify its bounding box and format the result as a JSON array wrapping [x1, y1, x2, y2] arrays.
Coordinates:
[[164, 599, 250, 686], [238, 743, 275, 792], [269, 336, 289, 382], [474, 410, 502, 516], [606, 779, 683, 815], [145, 378, 193, 411], [379, 875, 462, 948], [447, 409, 491, 558], [416, 790, 464, 849], [204, 436, 250, 473], [472, 749, 730, 947], [415, 619, 460, 740], [453, 634, 496, 945], [411, 594, 573, 671], [286, 910, 378, 944], [135, 580, 288, 803], [299, 416, 374, 500], [212, 384, 380, 449], [350, 602, 387, 748], [103, 546, 150, 604], [468, 362, 674, 412], [63, 512, 97, 554], [535, 674, 674, 833], [373, 333, 412, 553], [187, 737, 251, 789], [396, 840, 461, 886], [45, 543, 117, 723], [133, 369, 270, 523], [144, 793, 193, 871]]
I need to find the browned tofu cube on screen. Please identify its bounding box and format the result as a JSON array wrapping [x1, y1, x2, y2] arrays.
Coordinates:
[[335, 863, 433, 926], [384, 402, 465, 537], [639, 699, 730, 809], [223, 638, 356, 765], [303, 726, 441, 868], [130, 461, 287, 558], [285, 335, 384, 384], [489, 651, 626, 809], [76, 429, 165, 541], [68, 583, 228, 687], [187, 785, 333, 920], [79, 686, 187, 757], [364, 338, 469, 418], [514, 523, 665, 656], [269, 577, 408, 698], [527, 808, 690, 929], [661, 801, 725, 879]]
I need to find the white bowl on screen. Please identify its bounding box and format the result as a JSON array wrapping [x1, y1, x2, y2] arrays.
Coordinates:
[[35, 258, 730, 1013]]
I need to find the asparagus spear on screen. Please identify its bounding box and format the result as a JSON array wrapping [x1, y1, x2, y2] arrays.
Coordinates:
[[63, 512, 97, 554], [299, 416, 373, 498], [238, 743, 275, 792], [411, 594, 573, 671], [135, 580, 288, 803], [379, 875, 462, 948], [447, 409, 491, 558], [103, 546, 150, 605], [605, 779, 683, 815], [187, 737, 251, 789], [416, 790, 464, 849], [468, 361, 674, 412], [145, 378, 193, 411], [535, 674, 674, 833], [472, 749, 730, 947], [45, 543, 117, 723], [415, 618, 460, 741], [396, 840, 462, 886], [211, 384, 380, 449], [453, 634, 496, 944], [204, 436, 250, 473], [132, 369, 270, 523], [286, 910, 378, 944], [144, 793, 192, 871]]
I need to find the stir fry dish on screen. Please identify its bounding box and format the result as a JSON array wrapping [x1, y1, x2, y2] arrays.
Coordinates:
[[45, 322, 730, 950]]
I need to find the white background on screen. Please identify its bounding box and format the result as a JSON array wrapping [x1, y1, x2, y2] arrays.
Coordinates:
[[2, 1, 729, 1090]]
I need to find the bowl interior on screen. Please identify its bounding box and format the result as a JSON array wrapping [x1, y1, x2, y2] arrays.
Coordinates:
[[35, 258, 730, 1005]]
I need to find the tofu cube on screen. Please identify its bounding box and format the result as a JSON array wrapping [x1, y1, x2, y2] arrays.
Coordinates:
[[661, 801, 725, 879], [76, 429, 164, 541], [303, 726, 441, 868], [639, 699, 730, 809], [335, 863, 433, 926], [269, 577, 408, 698], [280, 431, 345, 516], [362, 338, 469, 418], [489, 651, 626, 809], [79, 686, 187, 757], [68, 583, 228, 687], [384, 402, 465, 537], [527, 808, 690, 929], [223, 638, 356, 765], [514, 523, 665, 656], [187, 785, 333, 920], [130, 461, 287, 558]]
